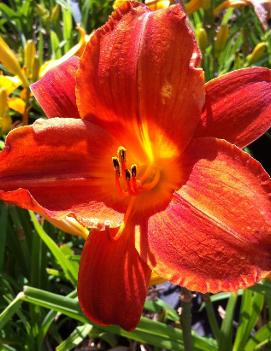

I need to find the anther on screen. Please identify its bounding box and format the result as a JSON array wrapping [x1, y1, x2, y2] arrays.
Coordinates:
[[131, 164, 137, 177], [130, 164, 138, 194], [118, 146, 126, 161], [112, 157, 120, 170], [125, 169, 131, 181], [112, 157, 120, 176]]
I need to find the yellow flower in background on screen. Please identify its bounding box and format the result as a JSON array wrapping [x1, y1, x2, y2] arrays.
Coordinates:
[[214, 0, 271, 30], [186, 0, 211, 14], [145, 0, 171, 10], [0, 88, 12, 132], [114, 0, 172, 11], [0, 75, 20, 95], [0, 27, 90, 128], [214, 24, 230, 53], [0, 37, 28, 87], [196, 27, 208, 51], [113, 0, 209, 13], [247, 42, 268, 64], [40, 25, 91, 77], [0, 74, 25, 129]]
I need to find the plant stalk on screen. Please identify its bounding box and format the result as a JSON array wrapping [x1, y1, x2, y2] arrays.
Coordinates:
[[180, 287, 194, 351]]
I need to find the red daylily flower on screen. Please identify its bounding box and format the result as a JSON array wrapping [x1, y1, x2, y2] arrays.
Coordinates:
[[0, 2, 271, 330]]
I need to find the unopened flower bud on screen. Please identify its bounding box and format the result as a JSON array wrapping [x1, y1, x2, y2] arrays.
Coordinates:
[[215, 24, 229, 53], [0, 88, 11, 132], [186, 0, 204, 15], [202, 0, 211, 9], [196, 27, 208, 52], [0, 37, 28, 87], [247, 42, 267, 64], [50, 4, 61, 23], [0, 88, 8, 117], [24, 40, 36, 77], [0, 115, 12, 133], [32, 56, 40, 82]]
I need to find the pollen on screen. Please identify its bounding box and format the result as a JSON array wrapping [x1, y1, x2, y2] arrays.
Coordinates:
[[111, 146, 160, 197], [161, 81, 172, 103]]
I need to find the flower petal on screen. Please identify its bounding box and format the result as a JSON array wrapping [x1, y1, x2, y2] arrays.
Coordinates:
[[0, 75, 21, 95], [78, 225, 151, 330], [8, 97, 25, 114], [0, 118, 123, 228], [137, 137, 271, 293], [77, 2, 205, 150], [31, 56, 80, 118], [196, 67, 271, 148]]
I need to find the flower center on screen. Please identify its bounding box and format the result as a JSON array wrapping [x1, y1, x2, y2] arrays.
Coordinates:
[[112, 146, 160, 197]]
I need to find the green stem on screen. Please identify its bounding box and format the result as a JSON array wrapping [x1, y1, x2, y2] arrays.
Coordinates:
[[180, 288, 194, 351], [22, 87, 31, 125], [204, 294, 221, 342]]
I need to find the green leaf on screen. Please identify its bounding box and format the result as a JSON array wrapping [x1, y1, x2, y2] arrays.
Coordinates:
[[144, 299, 179, 322], [56, 324, 93, 351], [249, 281, 271, 299], [0, 293, 23, 330], [219, 293, 238, 351], [37, 289, 78, 348], [62, 6, 73, 52], [0, 203, 8, 272], [50, 30, 62, 59], [0, 3, 18, 18], [204, 294, 221, 342], [21, 286, 217, 351], [200, 291, 243, 311], [233, 290, 264, 351], [244, 322, 271, 351], [29, 211, 78, 285]]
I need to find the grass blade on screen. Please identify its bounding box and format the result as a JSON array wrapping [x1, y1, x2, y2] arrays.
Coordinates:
[[219, 292, 238, 351], [22, 286, 217, 351], [233, 289, 264, 351], [0, 293, 23, 330], [0, 203, 8, 272], [56, 324, 93, 351], [29, 211, 78, 285]]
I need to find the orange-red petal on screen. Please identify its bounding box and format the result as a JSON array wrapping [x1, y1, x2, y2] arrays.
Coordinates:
[[137, 137, 271, 293], [31, 56, 80, 118], [78, 225, 151, 330], [77, 2, 205, 150], [0, 118, 123, 227], [196, 67, 271, 148]]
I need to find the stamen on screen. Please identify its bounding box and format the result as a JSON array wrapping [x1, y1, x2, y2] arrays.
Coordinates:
[[117, 146, 128, 179], [112, 147, 160, 197], [125, 169, 131, 181], [131, 164, 138, 194], [113, 156, 127, 195], [115, 173, 125, 194], [112, 157, 120, 176], [118, 146, 126, 161], [125, 169, 134, 195], [131, 164, 137, 177]]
